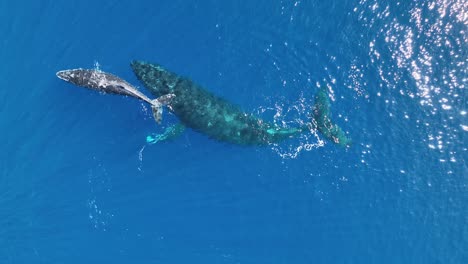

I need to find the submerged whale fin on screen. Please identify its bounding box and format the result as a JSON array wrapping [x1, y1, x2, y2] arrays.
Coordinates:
[[312, 87, 351, 147], [150, 94, 176, 124], [266, 127, 303, 136], [146, 123, 186, 144]]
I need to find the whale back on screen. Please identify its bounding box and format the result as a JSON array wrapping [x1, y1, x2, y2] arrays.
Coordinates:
[[131, 61, 296, 145]]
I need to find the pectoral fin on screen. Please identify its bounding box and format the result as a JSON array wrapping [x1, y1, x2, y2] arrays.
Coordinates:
[[146, 123, 186, 144]]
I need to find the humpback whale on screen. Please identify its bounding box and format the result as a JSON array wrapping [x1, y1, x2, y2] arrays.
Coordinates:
[[56, 68, 175, 123], [130, 61, 351, 146]]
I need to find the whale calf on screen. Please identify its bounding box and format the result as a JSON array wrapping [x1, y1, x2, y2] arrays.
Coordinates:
[[56, 68, 175, 123], [130, 60, 351, 146]]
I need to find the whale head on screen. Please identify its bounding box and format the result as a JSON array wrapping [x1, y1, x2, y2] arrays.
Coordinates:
[[130, 61, 179, 96], [56, 68, 106, 88], [56, 69, 79, 83]]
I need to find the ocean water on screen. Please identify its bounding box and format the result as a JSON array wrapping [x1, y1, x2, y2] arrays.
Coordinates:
[[0, 0, 466, 263]]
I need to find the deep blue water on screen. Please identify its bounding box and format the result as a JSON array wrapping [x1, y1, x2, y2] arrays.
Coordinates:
[[1, 0, 466, 263]]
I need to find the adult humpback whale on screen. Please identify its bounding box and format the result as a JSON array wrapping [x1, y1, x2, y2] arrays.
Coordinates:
[[56, 68, 175, 123], [131, 61, 351, 146]]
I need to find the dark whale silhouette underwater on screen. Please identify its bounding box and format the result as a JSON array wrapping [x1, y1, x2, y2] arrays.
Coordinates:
[[57, 61, 351, 147]]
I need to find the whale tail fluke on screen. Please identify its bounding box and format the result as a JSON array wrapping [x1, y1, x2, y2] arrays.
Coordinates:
[[150, 94, 176, 124], [311, 87, 352, 147], [151, 104, 163, 124]]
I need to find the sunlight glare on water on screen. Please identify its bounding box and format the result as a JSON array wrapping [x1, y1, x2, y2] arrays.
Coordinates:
[[355, 0, 466, 166]]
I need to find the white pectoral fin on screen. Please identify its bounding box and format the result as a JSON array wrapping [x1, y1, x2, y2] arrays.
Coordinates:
[[151, 104, 163, 124]]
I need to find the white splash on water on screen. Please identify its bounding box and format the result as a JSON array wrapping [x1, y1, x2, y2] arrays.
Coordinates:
[[93, 61, 102, 71], [137, 145, 146, 171], [258, 95, 325, 159]]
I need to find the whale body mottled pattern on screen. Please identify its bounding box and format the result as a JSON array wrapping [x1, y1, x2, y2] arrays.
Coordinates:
[[131, 60, 350, 146]]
